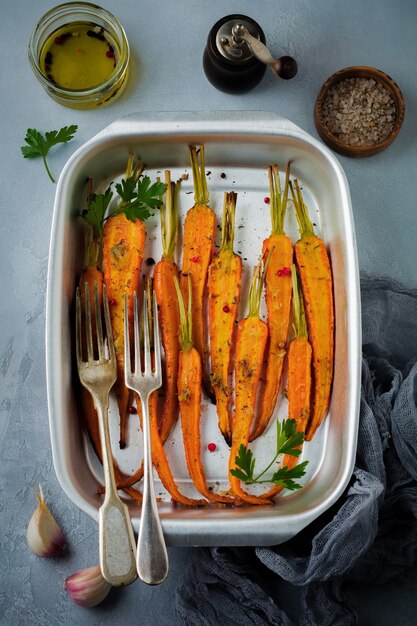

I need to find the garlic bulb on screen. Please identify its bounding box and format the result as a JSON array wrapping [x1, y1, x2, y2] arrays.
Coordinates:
[[64, 566, 112, 607], [27, 485, 66, 557]]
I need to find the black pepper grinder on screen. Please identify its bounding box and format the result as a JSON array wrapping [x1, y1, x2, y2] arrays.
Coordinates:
[[203, 14, 298, 94]]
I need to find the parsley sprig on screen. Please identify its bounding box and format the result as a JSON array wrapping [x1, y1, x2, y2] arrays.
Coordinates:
[[230, 419, 309, 491], [81, 174, 167, 238], [21, 125, 78, 183]]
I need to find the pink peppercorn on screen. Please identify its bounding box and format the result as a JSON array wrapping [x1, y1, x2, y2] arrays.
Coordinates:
[[191, 256, 200, 263], [264, 197, 270, 204], [277, 267, 291, 277], [109, 298, 117, 305], [128, 406, 137, 414], [207, 443, 216, 452], [222, 305, 230, 313]]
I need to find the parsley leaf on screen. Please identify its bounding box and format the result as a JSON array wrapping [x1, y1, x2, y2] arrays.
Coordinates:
[[81, 187, 113, 238], [229, 418, 309, 491], [113, 175, 167, 223], [136, 176, 167, 210], [21, 125, 78, 183], [230, 444, 256, 482], [80, 172, 168, 235], [271, 461, 309, 491], [115, 177, 137, 202], [277, 418, 304, 457]]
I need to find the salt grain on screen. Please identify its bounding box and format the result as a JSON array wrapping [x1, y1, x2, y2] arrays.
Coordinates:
[[321, 77, 396, 146]]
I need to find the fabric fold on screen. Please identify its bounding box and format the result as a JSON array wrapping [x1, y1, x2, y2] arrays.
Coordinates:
[[175, 277, 417, 625]]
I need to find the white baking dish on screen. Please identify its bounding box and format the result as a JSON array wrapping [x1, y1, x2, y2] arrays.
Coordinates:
[[46, 111, 361, 546]]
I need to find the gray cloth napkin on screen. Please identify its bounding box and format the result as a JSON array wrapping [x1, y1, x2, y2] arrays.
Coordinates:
[[175, 276, 417, 625]]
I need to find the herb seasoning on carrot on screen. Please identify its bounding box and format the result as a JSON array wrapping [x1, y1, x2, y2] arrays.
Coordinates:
[[290, 179, 334, 441], [175, 276, 233, 504], [250, 163, 293, 441], [208, 191, 242, 445], [229, 261, 271, 505], [180, 145, 216, 402]]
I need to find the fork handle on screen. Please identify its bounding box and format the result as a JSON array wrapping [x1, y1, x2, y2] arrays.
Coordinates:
[[95, 396, 137, 586], [137, 395, 169, 585]]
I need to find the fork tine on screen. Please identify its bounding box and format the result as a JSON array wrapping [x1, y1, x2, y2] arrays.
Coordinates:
[[103, 285, 116, 362], [124, 293, 131, 377], [94, 281, 105, 362], [143, 292, 151, 375], [133, 292, 141, 374], [84, 282, 94, 362], [153, 292, 162, 382], [75, 287, 83, 367]]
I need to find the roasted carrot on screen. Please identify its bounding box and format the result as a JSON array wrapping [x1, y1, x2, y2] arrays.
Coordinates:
[[78, 221, 144, 499], [175, 276, 233, 504], [102, 157, 145, 449], [229, 261, 271, 505], [126, 279, 205, 507], [149, 381, 207, 507], [154, 172, 181, 443], [262, 265, 311, 499], [208, 192, 242, 446], [291, 179, 334, 441], [250, 163, 293, 441], [180, 145, 216, 402]]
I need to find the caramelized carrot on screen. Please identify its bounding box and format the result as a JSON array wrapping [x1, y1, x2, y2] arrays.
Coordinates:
[[229, 262, 271, 505], [180, 146, 216, 402], [78, 223, 144, 499], [154, 172, 181, 443], [262, 265, 311, 499], [140, 278, 206, 507], [102, 157, 145, 449], [175, 277, 233, 504], [250, 163, 293, 441], [208, 192, 242, 446], [291, 179, 334, 441], [149, 392, 207, 507]]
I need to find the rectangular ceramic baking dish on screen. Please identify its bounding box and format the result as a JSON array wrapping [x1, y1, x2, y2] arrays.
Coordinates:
[[46, 111, 361, 546]]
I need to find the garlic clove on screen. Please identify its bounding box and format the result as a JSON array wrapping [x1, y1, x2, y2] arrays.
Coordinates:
[[64, 566, 112, 607], [27, 485, 67, 557]]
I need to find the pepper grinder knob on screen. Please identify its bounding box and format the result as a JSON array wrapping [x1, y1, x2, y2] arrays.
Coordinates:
[[203, 14, 297, 94]]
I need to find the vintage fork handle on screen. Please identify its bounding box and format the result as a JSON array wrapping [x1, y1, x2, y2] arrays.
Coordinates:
[[95, 394, 137, 586], [137, 395, 169, 585]]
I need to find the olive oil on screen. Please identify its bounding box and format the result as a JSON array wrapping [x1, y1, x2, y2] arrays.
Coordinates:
[[40, 22, 119, 91]]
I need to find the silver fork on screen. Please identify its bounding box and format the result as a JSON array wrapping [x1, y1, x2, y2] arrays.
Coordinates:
[[124, 290, 169, 585], [76, 282, 137, 587]]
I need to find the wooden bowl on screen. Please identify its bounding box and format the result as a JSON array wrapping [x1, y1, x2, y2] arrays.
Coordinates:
[[314, 66, 405, 157]]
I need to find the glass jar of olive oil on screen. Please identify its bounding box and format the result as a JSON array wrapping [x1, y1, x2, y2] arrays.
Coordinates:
[[29, 2, 130, 109]]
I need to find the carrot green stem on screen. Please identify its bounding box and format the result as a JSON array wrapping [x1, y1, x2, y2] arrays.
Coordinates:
[[174, 275, 193, 350], [248, 261, 264, 318], [290, 178, 315, 238], [189, 145, 209, 205], [291, 264, 307, 337], [125, 153, 144, 182], [220, 192, 237, 253], [161, 171, 180, 260], [106, 155, 145, 219], [84, 179, 100, 268], [269, 163, 291, 236], [146, 277, 154, 349]]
